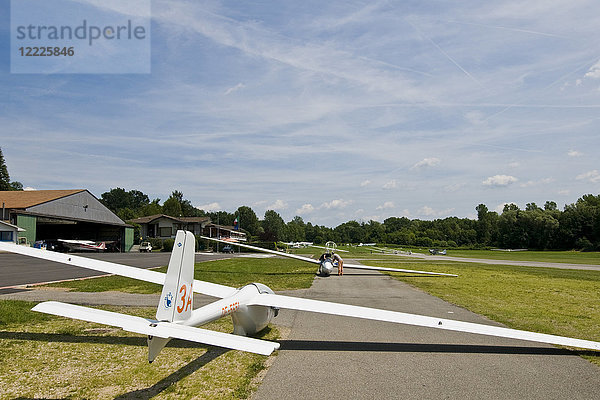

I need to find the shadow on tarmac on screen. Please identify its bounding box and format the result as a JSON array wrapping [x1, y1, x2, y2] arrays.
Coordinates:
[[277, 339, 598, 356]]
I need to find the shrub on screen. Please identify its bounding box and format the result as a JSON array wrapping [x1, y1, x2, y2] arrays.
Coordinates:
[[148, 238, 163, 250], [162, 238, 175, 252]]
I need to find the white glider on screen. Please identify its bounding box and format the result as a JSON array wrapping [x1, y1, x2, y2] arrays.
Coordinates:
[[201, 236, 457, 277], [1, 230, 599, 364]]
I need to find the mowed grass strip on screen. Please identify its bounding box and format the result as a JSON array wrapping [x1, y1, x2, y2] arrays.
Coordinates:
[[0, 300, 279, 400], [44, 257, 317, 293], [434, 249, 600, 264], [374, 260, 600, 366], [346, 248, 600, 265]]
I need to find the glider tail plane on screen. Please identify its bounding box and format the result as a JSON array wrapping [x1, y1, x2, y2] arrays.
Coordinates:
[[156, 230, 196, 323], [150, 230, 196, 362]]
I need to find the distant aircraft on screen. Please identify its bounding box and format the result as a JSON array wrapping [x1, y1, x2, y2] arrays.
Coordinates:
[[202, 236, 455, 277], [310, 240, 349, 253], [57, 239, 107, 252], [280, 241, 313, 249], [429, 249, 447, 255], [1, 230, 599, 364]]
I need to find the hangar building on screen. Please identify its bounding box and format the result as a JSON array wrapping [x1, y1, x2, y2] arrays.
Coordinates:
[[0, 189, 134, 251]]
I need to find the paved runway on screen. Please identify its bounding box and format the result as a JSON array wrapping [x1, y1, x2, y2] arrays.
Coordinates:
[[0, 252, 232, 290], [254, 266, 600, 400], [383, 252, 600, 271]]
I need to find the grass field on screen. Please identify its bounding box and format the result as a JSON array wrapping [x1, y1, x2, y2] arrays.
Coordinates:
[[430, 249, 600, 264], [341, 246, 600, 265], [45, 257, 317, 294], [0, 300, 279, 400], [367, 260, 600, 366]]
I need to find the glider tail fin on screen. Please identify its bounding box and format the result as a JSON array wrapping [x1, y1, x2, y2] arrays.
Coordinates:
[[156, 230, 196, 323]]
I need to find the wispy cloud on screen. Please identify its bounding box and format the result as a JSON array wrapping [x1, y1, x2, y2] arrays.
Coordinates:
[[576, 170, 600, 183], [411, 157, 441, 170], [376, 201, 395, 210], [268, 199, 288, 210], [224, 83, 245, 95], [296, 203, 315, 215], [382, 180, 397, 190], [568, 149, 583, 157], [321, 199, 352, 209], [483, 175, 519, 187], [198, 202, 221, 211]]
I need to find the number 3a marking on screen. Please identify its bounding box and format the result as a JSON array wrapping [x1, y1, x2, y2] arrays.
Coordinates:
[[177, 284, 192, 313], [177, 285, 186, 313]]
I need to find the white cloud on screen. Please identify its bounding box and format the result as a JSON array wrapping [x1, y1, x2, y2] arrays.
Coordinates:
[[360, 180, 371, 187], [508, 161, 520, 168], [567, 149, 583, 157], [418, 206, 455, 218], [268, 199, 288, 210], [382, 180, 397, 190], [321, 199, 351, 209], [464, 111, 486, 126], [443, 183, 465, 192], [224, 83, 245, 95], [296, 203, 315, 214], [584, 61, 600, 79], [376, 201, 394, 210], [411, 157, 440, 170], [576, 170, 600, 183], [519, 178, 554, 188], [197, 202, 221, 211], [482, 175, 518, 187], [361, 215, 382, 222]]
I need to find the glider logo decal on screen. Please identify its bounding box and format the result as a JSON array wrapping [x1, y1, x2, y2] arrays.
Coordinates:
[[177, 242, 182, 247], [164, 292, 173, 308]]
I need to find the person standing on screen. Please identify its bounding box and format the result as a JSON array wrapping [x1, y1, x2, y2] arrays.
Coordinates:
[[332, 253, 344, 276]]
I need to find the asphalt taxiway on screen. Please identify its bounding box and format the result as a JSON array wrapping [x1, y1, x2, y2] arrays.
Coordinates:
[[0, 251, 232, 290], [253, 264, 600, 400]]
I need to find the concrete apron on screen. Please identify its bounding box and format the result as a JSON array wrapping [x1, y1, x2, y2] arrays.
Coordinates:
[[253, 266, 600, 400]]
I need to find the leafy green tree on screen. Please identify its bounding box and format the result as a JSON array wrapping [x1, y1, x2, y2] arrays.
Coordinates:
[[383, 217, 411, 233], [364, 220, 385, 243], [208, 211, 235, 226], [261, 210, 286, 241], [0, 148, 12, 191], [100, 188, 152, 219], [287, 216, 306, 242], [236, 206, 260, 237], [163, 195, 183, 217], [10, 181, 23, 191], [140, 199, 162, 216], [168, 191, 198, 217]]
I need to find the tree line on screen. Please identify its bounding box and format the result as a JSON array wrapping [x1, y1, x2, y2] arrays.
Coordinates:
[[100, 187, 600, 251], [2, 148, 597, 250]]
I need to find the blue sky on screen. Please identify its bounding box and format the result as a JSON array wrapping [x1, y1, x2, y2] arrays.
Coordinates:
[[2, 0, 600, 226]]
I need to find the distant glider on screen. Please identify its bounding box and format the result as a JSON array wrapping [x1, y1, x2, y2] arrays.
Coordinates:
[[202, 236, 455, 277]]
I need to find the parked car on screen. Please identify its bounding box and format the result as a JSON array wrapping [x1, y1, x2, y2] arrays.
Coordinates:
[[139, 241, 153, 252], [222, 245, 234, 254]]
